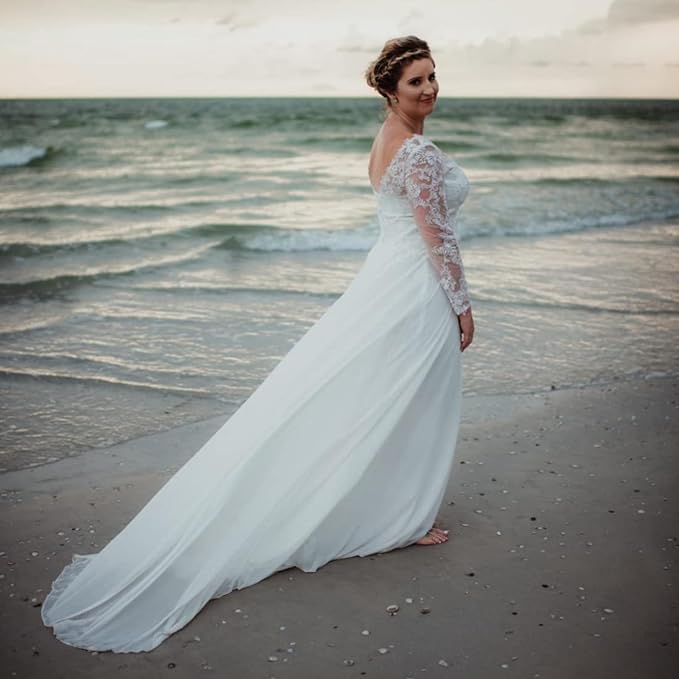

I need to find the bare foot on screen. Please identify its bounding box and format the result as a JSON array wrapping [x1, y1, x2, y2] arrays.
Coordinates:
[[415, 526, 449, 545]]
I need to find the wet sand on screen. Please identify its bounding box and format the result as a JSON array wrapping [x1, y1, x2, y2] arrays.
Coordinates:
[[1, 376, 677, 678]]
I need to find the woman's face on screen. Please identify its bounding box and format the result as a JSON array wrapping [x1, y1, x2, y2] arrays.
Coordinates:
[[393, 57, 439, 116]]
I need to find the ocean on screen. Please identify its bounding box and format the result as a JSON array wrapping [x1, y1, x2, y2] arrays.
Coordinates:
[[1, 97, 678, 472]]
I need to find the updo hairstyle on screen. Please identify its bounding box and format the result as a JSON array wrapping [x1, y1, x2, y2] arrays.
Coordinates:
[[365, 36, 434, 109]]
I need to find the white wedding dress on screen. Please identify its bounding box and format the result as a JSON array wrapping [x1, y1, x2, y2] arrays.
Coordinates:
[[41, 133, 472, 653]]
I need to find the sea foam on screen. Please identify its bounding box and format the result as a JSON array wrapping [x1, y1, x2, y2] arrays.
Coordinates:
[[0, 145, 47, 168]]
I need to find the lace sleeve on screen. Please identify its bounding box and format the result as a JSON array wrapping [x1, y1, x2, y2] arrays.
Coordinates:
[[404, 141, 471, 316]]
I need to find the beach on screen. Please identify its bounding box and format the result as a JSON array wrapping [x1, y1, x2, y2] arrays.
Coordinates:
[[1, 96, 678, 675], [1, 374, 677, 678], [2, 97, 678, 470]]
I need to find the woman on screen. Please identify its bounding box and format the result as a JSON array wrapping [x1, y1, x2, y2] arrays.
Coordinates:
[[365, 36, 475, 545], [41, 35, 474, 653]]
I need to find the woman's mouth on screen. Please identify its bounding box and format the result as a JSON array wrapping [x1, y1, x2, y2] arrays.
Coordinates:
[[422, 97, 436, 104]]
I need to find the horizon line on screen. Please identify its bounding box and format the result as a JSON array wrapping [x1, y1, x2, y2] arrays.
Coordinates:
[[2, 94, 679, 101]]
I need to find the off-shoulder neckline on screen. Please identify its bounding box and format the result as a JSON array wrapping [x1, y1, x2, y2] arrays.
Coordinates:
[[371, 133, 438, 195]]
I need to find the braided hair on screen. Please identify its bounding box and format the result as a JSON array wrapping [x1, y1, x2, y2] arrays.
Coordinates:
[[365, 36, 434, 108]]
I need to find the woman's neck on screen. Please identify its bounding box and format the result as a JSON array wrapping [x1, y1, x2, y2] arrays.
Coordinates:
[[386, 110, 424, 135]]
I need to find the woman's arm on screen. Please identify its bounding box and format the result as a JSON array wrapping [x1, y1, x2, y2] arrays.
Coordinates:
[[404, 141, 472, 316]]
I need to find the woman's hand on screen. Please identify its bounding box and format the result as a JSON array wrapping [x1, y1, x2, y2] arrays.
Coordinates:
[[458, 308, 474, 352]]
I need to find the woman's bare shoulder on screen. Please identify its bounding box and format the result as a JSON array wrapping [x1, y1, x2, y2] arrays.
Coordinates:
[[369, 127, 423, 187], [371, 126, 419, 158]]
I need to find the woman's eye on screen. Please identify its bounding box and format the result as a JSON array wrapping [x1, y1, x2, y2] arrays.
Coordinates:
[[411, 75, 435, 85]]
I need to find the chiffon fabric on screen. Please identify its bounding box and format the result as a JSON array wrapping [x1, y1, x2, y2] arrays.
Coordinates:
[[41, 133, 472, 652]]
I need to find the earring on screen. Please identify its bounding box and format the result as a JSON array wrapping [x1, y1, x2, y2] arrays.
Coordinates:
[[392, 97, 398, 104]]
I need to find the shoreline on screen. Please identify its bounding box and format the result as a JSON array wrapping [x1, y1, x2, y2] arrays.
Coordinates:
[[1, 375, 677, 677], [3, 216, 678, 475], [2, 369, 676, 477]]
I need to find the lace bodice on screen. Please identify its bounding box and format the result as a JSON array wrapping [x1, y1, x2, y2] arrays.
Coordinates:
[[374, 134, 471, 316]]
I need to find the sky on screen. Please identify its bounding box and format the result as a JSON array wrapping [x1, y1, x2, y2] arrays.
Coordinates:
[[1, 0, 678, 98]]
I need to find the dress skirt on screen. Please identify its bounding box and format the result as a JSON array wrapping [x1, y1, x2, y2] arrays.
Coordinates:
[[41, 232, 463, 652]]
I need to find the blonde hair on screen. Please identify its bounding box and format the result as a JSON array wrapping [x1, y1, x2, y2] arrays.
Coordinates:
[[365, 36, 434, 110]]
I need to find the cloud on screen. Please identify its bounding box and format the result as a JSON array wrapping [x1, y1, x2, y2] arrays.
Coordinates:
[[607, 0, 679, 26], [575, 0, 679, 35], [575, 18, 608, 35], [448, 0, 679, 73], [215, 11, 259, 31], [1, 0, 677, 97], [397, 8, 425, 34]]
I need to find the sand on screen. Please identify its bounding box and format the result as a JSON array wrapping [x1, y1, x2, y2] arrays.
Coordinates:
[[1, 376, 677, 678]]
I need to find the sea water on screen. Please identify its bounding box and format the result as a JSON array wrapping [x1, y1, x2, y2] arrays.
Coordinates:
[[1, 97, 678, 471]]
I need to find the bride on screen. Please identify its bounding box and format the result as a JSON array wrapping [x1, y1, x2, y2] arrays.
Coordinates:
[[41, 35, 475, 653]]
